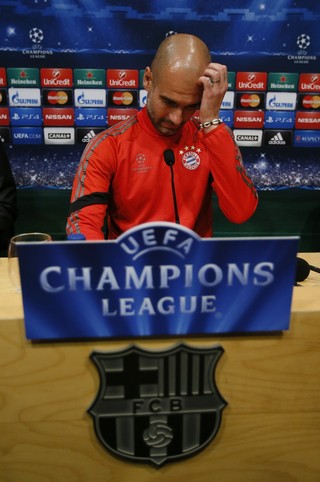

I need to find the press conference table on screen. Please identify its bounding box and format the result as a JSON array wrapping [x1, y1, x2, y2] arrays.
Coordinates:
[[0, 254, 319, 482]]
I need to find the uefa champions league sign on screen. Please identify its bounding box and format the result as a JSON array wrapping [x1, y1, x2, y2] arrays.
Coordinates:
[[18, 222, 299, 340]]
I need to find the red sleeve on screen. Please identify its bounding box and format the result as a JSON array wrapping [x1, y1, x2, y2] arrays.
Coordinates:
[[204, 124, 258, 223], [66, 132, 116, 240]]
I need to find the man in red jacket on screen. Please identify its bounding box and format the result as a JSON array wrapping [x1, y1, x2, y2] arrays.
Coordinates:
[[67, 33, 258, 240]]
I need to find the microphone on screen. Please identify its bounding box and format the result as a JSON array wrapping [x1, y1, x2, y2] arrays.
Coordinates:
[[295, 257, 320, 283], [164, 149, 175, 167], [164, 149, 180, 224]]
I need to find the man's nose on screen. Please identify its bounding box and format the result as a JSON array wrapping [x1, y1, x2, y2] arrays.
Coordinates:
[[168, 108, 184, 126]]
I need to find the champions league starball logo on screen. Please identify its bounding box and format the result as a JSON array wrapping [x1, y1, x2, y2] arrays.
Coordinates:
[[29, 27, 44, 44], [288, 33, 315, 65], [296, 34, 310, 51], [165, 30, 178, 37], [22, 26, 52, 59]]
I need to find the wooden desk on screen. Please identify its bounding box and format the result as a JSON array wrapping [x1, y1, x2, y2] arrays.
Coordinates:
[[0, 254, 319, 482]]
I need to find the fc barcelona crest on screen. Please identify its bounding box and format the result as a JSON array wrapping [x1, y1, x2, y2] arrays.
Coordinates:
[[88, 344, 227, 466]]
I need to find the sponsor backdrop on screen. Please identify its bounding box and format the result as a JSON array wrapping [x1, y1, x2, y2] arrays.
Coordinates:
[[0, 0, 319, 190]]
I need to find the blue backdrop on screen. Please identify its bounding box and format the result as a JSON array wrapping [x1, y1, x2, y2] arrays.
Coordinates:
[[0, 0, 319, 191]]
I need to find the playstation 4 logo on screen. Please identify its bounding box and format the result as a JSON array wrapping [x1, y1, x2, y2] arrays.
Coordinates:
[[10, 107, 42, 126], [264, 112, 295, 129], [75, 108, 106, 126], [219, 110, 233, 127]]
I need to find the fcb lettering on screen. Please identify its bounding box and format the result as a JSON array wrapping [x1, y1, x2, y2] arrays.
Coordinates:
[[88, 344, 227, 466]]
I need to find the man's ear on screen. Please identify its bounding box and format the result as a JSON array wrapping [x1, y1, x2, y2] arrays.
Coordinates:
[[143, 67, 153, 91]]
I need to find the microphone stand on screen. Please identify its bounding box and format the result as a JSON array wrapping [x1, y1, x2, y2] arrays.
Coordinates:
[[169, 164, 180, 224], [164, 149, 180, 225]]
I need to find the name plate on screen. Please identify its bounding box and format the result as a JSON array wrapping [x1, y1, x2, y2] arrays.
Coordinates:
[[18, 222, 299, 340]]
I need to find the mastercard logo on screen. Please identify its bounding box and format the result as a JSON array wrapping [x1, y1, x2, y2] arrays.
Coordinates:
[[302, 95, 320, 109], [112, 91, 133, 106], [240, 94, 261, 108], [47, 90, 69, 105]]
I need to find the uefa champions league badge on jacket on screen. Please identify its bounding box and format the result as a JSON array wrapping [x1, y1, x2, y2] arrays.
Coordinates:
[[88, 344, 227, 467], [179, 145, 201, 170]]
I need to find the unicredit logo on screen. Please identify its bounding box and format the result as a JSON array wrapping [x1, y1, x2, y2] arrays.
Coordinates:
[[238, 81, 264, 89], [299, 74, 320, 92], [107, 69, 138, 89], [109, 79, 136, 87], [43, 78, 71, 86], [301, 83, 320, 91], [40, 69, 73, 88], [236, 72, 267, 91]]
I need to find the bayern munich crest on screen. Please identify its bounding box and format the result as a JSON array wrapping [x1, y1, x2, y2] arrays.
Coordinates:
[[180, 146, 201, 170], [88, 344, 227, 466]]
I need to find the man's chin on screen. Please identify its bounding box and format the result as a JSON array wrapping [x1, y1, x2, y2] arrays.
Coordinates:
[[159, 124, 182, 136]]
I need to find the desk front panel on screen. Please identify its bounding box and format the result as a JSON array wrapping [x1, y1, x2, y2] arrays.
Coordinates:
[[0, 255, 319, 481]]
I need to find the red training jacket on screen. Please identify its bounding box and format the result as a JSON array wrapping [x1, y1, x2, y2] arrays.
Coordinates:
[[67, 107, 258, 239]]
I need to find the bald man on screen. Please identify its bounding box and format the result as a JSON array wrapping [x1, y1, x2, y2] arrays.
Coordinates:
[[67, 34, 258, 240]]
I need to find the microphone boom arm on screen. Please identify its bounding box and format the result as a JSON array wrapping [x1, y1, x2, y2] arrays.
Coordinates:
[[163, 149, 180, 225]]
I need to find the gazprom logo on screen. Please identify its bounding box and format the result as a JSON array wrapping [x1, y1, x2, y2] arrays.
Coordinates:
[[266, 93, 297, 111], [8, 88, 41, 107], [139, 89, 147, 107], [221, 91, 234, 109], [74, 89, 106, 107]]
